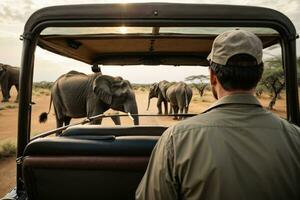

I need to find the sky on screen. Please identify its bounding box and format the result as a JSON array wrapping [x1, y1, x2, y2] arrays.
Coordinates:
[[0, 0, 299, 83]]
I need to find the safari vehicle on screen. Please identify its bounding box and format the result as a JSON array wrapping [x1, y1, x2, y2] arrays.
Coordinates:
[[1, 3, 299, 200]]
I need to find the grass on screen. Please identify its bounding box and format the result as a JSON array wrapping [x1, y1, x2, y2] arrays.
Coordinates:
[[0, 103, 18, 110], [33, 81, 53, 90], [32, 81, 52, 97], [32, 88, 50, 96], [0, 142, 16, 159], [132, 84, 150, 91]]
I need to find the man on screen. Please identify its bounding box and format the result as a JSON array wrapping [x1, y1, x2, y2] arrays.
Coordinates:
[[136, 30, 300, 200]]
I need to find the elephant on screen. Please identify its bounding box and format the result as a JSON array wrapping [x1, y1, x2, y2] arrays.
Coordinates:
[[0, 63, 19, 102], [166, 82, 193, 119], [147, 80, 170, 115], [39, 71, 139, 128], [147, 81, 193, 119]]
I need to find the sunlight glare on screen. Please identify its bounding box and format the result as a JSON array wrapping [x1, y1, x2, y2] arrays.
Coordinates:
[[120, 26, 128, 34]]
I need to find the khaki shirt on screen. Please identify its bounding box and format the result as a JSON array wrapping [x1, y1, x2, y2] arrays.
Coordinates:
[[136, 94, 300, 200]]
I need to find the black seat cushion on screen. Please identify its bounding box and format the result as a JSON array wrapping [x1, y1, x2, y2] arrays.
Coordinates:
[[62, 125, 168, 137], [24, 136, 159, 156]]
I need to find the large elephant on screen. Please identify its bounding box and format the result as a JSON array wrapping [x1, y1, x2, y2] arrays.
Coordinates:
[[166, 82, 193, 119], [39, 71, 139, 128], [147, 81, 193, 119], [0, 63, 19, 102]]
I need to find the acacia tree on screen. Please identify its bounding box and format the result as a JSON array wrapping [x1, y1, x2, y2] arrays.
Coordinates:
[[259, 57, 285, 110], [185, 75, 209, 97], [261, 69, 285, 110]]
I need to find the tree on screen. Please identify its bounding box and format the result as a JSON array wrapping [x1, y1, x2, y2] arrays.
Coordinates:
[[185, 75, 209, 97], [255, 83, 264, 97], [193, 83, 209, 97], [185, 75, 208, 82], [259, 56, 285, 110]]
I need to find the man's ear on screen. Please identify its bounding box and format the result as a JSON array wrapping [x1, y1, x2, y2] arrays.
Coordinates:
[[209, 68, 217, 87]]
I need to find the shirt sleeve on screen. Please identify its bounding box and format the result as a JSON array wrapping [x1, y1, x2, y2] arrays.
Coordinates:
[[136, 127, 179, 200]]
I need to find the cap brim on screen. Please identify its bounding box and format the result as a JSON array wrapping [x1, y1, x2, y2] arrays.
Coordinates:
[[207, 52, 212, 62]]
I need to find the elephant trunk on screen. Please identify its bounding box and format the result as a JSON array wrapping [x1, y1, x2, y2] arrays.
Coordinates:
[[146, 94, 151, 111], [124, 97, 139, 125]]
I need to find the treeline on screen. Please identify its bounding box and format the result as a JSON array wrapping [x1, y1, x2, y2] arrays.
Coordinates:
[[33, 82, 152, 91], [33, 81, 53, 90], [33, 82, 200, 90]]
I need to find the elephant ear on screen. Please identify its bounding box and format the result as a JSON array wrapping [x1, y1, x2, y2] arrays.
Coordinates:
[[159, 81, 168, 100], [0, 65, 6, 78], [93, 76, 113, 105], [151, 83, 159, 94], [124, 80, 132, 89]]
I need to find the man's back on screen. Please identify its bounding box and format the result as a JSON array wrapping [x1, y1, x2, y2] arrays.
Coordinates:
[[136, 94, 300, 200]]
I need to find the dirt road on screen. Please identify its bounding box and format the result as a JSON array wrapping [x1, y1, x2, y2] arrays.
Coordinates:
[[0, 88, 287, 197], [0, 157, 16, 196]]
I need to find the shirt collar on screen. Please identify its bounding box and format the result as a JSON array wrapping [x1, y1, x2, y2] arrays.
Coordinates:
[[202, 93, 262, 114]]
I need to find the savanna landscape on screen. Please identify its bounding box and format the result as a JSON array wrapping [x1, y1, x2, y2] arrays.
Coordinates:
[[0, 82, 288, 196]]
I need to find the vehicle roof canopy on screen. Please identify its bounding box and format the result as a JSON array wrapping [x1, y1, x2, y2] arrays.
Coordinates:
[[23, 3, 296, 66]]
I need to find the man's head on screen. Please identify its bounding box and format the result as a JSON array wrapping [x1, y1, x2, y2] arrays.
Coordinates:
[[207, 30, 264, 99]]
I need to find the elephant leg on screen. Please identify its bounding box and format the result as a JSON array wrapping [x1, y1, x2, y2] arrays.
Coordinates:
[[56, 118, 64, 128], [1, 98, 9, 102], [53, 106, 64, 135], [179, 107, 184, 120], [64, 116, 72, 126], [91, 117, 103, 125], [163, 100, 168, 115], [14, 85, 19, 103], [1, 89, 10, 102], [6, 85, 12, 100], [157, 98, 163, 115], [55, 118, 64, 136], [184, 106, 189, 114], [111, 115, 121, 125], [1, 78, 10, 102], [169, 106, 173, 114], [88, 107, 105, 124], [173, 106, 179, 120]]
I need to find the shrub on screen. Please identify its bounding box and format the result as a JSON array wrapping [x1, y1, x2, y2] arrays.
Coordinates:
[[0, 142, 16, 159]]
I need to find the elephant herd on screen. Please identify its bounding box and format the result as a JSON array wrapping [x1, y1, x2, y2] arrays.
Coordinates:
[[0, 63, 194, 128], [147, 80, 193, 119], [39, 71, 193, 128]]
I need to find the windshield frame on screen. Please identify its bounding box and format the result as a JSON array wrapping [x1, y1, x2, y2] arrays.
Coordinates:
[[17, 3, 299, 195]]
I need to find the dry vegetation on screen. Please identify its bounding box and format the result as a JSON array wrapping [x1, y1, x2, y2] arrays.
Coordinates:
[[0, 103, 18, 111], [0, 142, 16, 160]]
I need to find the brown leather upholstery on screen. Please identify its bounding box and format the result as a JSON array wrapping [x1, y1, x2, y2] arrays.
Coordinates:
[[22, 135, 159, 200]]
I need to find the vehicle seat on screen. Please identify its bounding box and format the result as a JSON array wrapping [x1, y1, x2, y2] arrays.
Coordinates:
[[62, 125, 168, 137], [22, 135, 159, 200]]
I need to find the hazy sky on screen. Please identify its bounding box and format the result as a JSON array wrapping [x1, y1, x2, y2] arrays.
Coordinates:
[[0, 0, 299, 83]]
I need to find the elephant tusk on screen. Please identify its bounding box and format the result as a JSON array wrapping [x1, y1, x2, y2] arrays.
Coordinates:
[[127, 112, 134, 121]]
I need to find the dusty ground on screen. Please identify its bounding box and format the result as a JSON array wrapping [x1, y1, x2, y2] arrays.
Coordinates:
[[0, 87, 287, 197]]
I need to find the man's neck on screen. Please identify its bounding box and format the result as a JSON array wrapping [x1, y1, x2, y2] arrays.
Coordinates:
[[217, 88, 254, 99]]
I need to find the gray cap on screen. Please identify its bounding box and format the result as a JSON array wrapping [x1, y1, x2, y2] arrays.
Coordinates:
[[207, 29, 263, 65]]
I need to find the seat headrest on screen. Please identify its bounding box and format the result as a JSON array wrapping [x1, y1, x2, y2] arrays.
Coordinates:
[[24, 136, 159, 156], [62, 125, 167, 137]]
